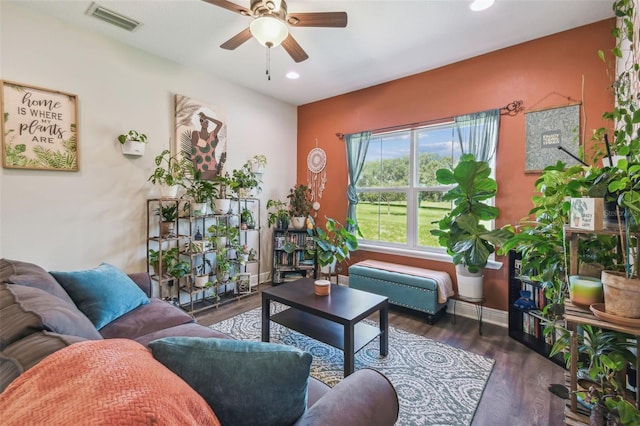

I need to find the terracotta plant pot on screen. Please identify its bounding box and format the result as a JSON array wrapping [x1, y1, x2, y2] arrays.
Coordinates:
[[601, 270, 640, 319], [160, 221, 175, 238]]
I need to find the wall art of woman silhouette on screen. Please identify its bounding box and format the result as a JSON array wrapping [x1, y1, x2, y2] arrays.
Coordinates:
[[190, 111, 225, 180]]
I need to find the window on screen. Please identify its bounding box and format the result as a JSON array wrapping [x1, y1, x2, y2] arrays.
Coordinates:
[[355, 122, 477, 253]]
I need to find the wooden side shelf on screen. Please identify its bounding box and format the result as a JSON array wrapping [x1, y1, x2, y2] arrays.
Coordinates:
[[563, 226, 640, 425]]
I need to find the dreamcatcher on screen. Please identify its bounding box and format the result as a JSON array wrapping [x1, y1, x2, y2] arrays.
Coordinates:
[[307, 140, 327, 214]]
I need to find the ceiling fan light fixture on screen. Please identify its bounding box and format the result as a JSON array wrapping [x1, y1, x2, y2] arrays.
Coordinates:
[[250, 16, 288, 47], [470, 0, 495, 11]]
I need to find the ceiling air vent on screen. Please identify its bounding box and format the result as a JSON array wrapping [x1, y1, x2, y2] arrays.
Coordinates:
[[86, 3, 141, 32]]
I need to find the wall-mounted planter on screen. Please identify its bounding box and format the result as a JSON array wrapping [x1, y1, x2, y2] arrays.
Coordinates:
[[121, 140, 146, 156]]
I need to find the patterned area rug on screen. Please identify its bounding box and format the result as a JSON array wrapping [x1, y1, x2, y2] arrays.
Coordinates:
[[211, 305, 494, 426]]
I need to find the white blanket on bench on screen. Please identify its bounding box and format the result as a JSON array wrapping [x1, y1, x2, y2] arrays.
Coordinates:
[[354, 260, 454, 304]]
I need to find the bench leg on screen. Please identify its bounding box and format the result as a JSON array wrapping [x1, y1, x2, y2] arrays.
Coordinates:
[[426, 306, 447, 325]]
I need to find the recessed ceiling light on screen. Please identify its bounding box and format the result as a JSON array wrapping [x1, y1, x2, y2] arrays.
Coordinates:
[[470, 0, 495, 12], [286, 71, 300, 79]]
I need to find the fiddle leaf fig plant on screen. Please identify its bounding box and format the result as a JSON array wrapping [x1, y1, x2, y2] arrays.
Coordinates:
[[430, 154, 513, 273]]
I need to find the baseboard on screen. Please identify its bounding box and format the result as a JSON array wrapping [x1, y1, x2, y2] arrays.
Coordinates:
[[342, 275, 508, 328], [255, 271, 271, 286], [447, 299, 508, 328]]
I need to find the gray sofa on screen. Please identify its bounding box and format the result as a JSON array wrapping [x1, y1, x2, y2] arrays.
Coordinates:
[[0, 258, 399, 425]]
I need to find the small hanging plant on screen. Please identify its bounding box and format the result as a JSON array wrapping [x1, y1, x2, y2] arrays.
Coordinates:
[[117, 130, 147, 144]]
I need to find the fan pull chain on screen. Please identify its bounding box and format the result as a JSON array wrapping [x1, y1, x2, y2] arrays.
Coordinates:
[[265, 43, 273, 81]]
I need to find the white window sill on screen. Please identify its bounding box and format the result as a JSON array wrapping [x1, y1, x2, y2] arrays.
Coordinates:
[[356, 243, 504, 270]]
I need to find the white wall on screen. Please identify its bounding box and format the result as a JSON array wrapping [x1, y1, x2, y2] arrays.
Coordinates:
[[0, 3, 297, 273]]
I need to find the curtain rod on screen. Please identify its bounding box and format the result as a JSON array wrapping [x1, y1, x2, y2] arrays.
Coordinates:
[[335, 100, 523, 139]]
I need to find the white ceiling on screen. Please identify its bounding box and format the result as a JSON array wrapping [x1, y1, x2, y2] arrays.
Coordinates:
[[11, 0, 614, 106]]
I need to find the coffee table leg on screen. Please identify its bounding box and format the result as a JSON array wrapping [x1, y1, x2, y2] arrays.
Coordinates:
[[380, 302, 388, 356], [261, 295, 270, 342], [344, 322, 355, 377]]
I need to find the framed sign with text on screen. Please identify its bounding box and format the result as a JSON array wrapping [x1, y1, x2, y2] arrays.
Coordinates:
[[524, 103, 580, 173], [1, 80, 78, 171]]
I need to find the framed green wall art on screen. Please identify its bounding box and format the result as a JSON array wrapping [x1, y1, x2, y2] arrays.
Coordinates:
[[1, 80, 78, 171], [524, 103, 580, 173]]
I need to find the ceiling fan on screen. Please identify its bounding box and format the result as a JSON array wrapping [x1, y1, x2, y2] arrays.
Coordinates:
[[203, 0, 347, 63]]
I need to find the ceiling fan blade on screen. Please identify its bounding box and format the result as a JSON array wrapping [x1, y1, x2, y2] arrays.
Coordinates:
[[220, 28, 253, 50], [281, 34, 309, 63], [201, 0, 252, 17], [287, 12, 347, 28]]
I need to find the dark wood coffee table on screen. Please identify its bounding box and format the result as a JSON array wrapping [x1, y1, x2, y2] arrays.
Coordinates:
[[261, 278, 389, 376]]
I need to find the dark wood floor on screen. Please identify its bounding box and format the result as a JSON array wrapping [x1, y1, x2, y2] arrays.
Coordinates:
[[195, 287, 566, 426]]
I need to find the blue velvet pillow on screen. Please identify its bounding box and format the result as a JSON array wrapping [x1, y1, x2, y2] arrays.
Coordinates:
[[149, 337, 312, 426], [50, 263, 149, 330]]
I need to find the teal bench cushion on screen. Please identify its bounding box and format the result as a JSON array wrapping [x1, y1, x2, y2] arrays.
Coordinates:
[[349, 265, 439, 291]]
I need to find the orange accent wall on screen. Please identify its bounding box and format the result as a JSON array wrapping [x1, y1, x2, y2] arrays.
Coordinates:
[[297, 20, 615, 311]]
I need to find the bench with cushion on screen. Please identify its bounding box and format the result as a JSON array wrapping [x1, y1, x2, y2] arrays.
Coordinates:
[[349, 260, 453, 324]]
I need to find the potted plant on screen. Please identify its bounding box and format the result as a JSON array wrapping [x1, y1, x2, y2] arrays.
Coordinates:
[[164, 247, 190, 287], [185, 167, 217, 216], [267, 199, 290, 229], [194, 257, 212, 288], [117, 130, 147, 156], [159, 203, 178, 237], [549, 323, 639, 426], [216, 248, 232, 284], [430, 154, 513, 300], [288, 184, 313, 229], [240, 208, 255, 229], [249, 154, 267, 173], [582, 353, 640, 426], [308, 216, 362, 274], [230, 163, 260, 199], [148, 248, 167, 276], [592, 0, 640, 319], [237, 244, 256, 263], [499, 162, 597, 320], [208, 221, 237, 249], [248, 246, 257, 261], [213, 173, 233, 214], [148, 149, 190, 198]]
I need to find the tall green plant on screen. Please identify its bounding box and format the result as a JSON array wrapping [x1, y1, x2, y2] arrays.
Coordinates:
[[288, 184, 313, 217], [594, 0, 640, 278], [500, 162, 592, 319], [430, 154, 513, 273], [307, 216, 362, 267]]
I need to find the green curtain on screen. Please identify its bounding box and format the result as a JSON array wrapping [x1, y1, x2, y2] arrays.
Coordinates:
[[345, 131, 371, 227], [454, 109, 500, 162]]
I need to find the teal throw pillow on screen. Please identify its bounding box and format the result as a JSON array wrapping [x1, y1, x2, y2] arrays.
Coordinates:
[[149, 336, 312, 426], [50, 263, 149, 330]]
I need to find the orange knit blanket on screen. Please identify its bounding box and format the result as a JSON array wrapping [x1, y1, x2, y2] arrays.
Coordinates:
[[354, 260, 454, 303], [0, 339, 220, 425]]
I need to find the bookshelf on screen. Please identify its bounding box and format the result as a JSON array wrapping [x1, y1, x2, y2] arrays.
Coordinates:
[[508, 250, 564, 367], [271, 228, 317, 285]]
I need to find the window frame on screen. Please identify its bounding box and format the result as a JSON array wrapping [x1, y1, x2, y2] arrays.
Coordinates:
[[354, 121, 502, 269]]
